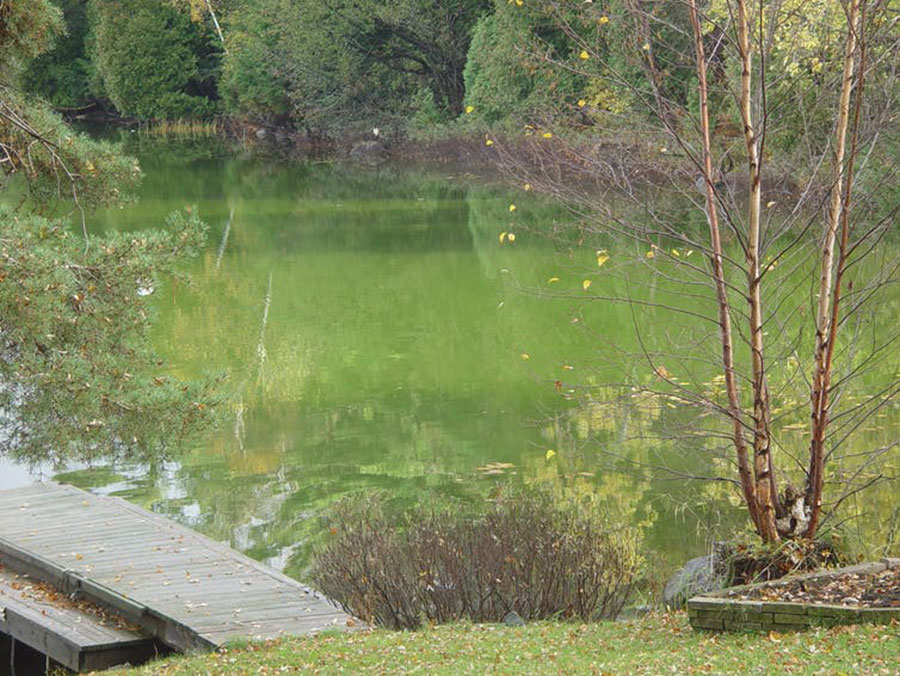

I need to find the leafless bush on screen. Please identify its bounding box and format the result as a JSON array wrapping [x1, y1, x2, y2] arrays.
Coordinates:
[[311, 488, 644, 629]]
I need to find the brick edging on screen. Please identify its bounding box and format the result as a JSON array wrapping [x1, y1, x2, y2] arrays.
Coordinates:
[[687, 557, 900, 632]]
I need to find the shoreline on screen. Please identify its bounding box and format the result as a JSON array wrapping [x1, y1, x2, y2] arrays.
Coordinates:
[[72, 112, 807, 204]]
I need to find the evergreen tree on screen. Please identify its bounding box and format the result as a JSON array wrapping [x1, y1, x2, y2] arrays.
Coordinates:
[[89, 0, 222, 119], [1, 0, 217, 466]]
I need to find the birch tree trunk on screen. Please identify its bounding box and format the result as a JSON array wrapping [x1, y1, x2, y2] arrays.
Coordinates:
[[735, 0, 779, 542], [806, 0, 862, 539], [689, 0, 762, 536], [204, 0, 227, 52]]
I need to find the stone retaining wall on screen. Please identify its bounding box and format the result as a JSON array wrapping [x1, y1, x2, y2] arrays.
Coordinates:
[[688, 557, 900, 632]]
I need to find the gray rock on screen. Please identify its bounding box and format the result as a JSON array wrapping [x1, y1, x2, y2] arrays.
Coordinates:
[[663, 554, 727, 608], [349, 140, 388, 165], [502, 611, 525, 627], [616, 604, 653, 620]]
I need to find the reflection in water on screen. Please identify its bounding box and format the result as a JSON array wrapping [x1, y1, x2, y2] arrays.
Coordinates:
[[6, 135, 898, 580]]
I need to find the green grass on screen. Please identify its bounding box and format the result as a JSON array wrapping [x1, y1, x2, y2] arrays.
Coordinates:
[[104, 613, 900, 675]]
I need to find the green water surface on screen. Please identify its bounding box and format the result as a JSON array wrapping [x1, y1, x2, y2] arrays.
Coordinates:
[[43, 136, 900, 579]]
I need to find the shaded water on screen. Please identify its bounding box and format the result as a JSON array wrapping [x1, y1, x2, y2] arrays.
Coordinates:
[[10, 136, 900, 579]]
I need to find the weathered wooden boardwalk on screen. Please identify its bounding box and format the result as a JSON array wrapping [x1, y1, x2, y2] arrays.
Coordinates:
[[0, 564, 158, 672], [0, 483, 352, 671]]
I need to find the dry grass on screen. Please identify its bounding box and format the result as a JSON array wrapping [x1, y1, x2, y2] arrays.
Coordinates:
[[143, 118, 222, 137], [104, 612, 900, 675]]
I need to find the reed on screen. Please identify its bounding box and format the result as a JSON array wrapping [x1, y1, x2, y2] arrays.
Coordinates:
[[144, 118, 222, 137]]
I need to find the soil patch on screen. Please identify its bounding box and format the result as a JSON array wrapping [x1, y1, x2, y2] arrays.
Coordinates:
[[726, 565, 900, 608]]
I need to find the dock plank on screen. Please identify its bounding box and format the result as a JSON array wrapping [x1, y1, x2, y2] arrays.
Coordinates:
[[0, 483, 352, 658], [0, 566, 158, 671]]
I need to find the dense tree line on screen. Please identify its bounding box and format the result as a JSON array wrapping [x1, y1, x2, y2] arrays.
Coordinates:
[[25, 0, 900, 150], [21, 0, 640, 136]]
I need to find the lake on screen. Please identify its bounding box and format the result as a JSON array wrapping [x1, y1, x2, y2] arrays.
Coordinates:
[[7, 134, 899, 579]]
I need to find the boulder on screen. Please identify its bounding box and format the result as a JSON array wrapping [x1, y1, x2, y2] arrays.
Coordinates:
[[349, 140, 388, 165], [502, 611, 525, 627], [663, 554, 727, 608]]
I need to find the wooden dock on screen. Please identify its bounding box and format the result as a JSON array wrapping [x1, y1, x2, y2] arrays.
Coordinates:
[[0, 483, 352, 671], [0, 565, 159, 672]]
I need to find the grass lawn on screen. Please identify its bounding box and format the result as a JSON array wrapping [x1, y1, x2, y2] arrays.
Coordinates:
[[103, 613, 900, 675]]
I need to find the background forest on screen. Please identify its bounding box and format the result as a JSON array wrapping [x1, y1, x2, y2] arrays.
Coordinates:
[[28, 0, 894, 152]]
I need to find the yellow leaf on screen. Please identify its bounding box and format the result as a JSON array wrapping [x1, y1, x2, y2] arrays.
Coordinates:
[[686, 249, 694, 257], [523, 183, 532, 191], [578, 99, 587, 108], [563, 364, 574, 370], [465, 105, 474, 114], [507, 232, 516, 242], [548, 276, 560, 283], [645, 250, 655, 259], [599, 15, 610, 24], [596, 249, 609, 267], [542, 132, 553, 139], [655, 365, 670, 378], [671, 248, 680, 257], [521, 353, 530, 360], [499, 231, 507, 243], [766, 200, 776, 208], [582, 279, 592, 290], [509, 204, 517, 212], [642, 42, 650, 51], [545, 449, 556, 460], [485, 138, 494, 146], [579, 50, 590, 60]]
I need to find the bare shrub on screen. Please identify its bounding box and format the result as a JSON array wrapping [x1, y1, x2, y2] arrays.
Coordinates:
[[311, 488, 644, 629]]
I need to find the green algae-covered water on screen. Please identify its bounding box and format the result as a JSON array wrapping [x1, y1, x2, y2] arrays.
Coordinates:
[[11, 135, 899, 579]]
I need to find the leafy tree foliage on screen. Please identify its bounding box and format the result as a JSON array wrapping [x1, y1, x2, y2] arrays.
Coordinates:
[[89, 0, 222, 119], [0, 208, 215, 465], [22, 0, 94, 109], [218, 0, 490, 134], [338, 0, 492, 118], [221, 0, 370, 133], [18, 0, 687, 134], [22, 0, 899, 157], [278, 0, 422, 136], [1, 0, 217, 465], [0, 0, 62, 65], [463, 2, 586, 126], [218, 0, 292, 123]]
